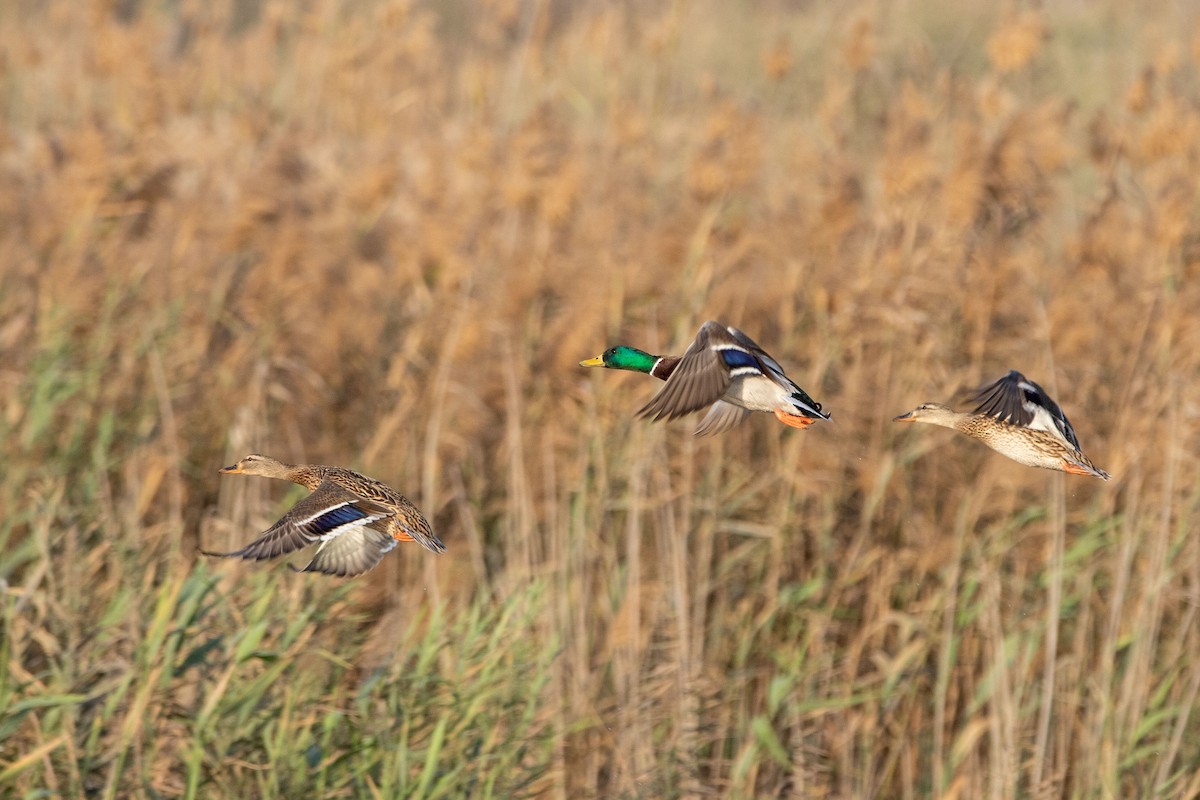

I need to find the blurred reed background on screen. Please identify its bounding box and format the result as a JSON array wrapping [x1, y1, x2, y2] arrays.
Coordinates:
[[3, 0, 1200, 796]]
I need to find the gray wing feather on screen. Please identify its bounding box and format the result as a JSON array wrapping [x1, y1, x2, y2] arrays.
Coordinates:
[[295, 527, 398, 578], [694, 400, 751, 436], [971, 370, 1080, 450]]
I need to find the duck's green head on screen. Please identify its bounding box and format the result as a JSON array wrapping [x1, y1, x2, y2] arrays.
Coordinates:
[[579, 345, 659, 374]]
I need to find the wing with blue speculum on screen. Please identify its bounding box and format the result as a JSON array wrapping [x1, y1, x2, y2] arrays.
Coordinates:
[[201, 480, 394, 563]]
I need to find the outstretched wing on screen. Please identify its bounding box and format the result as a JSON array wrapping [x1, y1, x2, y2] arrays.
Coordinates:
[[293, 526, 398, 577], [724, 325, 785, 378], [637, 321, 741, 422], [694, 400, 752, 436], [970, 370, 1079, 450], [202, 480, 394, 563]]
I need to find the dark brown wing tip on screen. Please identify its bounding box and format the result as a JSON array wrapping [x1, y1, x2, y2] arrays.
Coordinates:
[[292, 561, 362, 578], [198, 547, 233, 558], [199, 546, 265, 560]]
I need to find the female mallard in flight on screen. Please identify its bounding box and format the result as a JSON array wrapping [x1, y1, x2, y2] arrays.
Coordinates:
[[580, 320, 830, 436], [894, 370, 1111, 480], [202, 454, 444, 577]]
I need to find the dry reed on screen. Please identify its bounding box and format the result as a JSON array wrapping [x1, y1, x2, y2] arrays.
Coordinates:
[[3, 0, 1200, 797]]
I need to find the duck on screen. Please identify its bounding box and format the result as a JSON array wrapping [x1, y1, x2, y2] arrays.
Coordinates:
[[580, 320, 830, 436], [894, 370, 1111, 480], [202, 454, 444, 577]]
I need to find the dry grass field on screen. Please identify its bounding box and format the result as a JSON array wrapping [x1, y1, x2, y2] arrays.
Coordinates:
[[4, 0, 1200, 797]]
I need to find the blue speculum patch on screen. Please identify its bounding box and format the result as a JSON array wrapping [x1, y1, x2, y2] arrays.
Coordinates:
[[719, 349, 757, 369], [315, 504, 367, 531]]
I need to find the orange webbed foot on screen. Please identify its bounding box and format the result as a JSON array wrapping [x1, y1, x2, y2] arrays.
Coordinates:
[[773, 409, 817, 429], [1061, 460, 1097, 477]]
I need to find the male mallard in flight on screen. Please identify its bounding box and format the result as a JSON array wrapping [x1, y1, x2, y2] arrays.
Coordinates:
[[202, 454, 445, 577], [580, 320, 830, 436], [894, 370, 1110, 480]]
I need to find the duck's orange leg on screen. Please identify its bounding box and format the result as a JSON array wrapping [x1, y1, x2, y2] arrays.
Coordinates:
[[773, 409, 817, 429], [1061, 460, 1094, 477]]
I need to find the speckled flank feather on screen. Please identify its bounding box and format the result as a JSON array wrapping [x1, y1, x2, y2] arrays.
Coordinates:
[[203, 453, 444, 578]]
